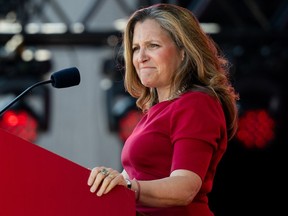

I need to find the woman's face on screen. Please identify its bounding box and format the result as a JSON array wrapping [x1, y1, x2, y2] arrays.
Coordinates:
[[132, 19, 183, 92]]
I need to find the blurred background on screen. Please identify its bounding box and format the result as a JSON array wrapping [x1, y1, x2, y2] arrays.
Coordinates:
[[0, 0, 287, 215]]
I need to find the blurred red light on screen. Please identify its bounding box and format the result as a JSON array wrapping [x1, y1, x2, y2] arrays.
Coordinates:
[[118, 109, 142, 143], [0, 110, 38, 143], [236, 109, 275, 149]]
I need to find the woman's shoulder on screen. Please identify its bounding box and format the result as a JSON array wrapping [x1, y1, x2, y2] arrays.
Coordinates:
[[171, 90, 226, 127], [170, 90, 223, 116], [177, 90, 219, 104]]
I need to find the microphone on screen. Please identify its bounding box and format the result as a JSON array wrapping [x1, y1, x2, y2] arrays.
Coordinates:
[[51, 67, 80, 88], [0, 67, 80, 116]]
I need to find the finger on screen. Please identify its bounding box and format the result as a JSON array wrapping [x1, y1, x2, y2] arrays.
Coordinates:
[[103, 174, 122, 194], [91, 167, 111, 193], [96, 171, 115, 196], [97, 170, 120, 196], [87, 167, 100, 186], [103, 172, 127, 194]]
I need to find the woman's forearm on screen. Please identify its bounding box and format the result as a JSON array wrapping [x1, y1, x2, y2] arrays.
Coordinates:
[[131, 174, 201, 207]]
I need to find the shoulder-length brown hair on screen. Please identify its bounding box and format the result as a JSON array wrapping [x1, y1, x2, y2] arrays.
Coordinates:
[[122, 3, 239, 140]]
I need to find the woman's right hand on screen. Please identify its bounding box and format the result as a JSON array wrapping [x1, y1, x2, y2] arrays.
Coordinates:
[[87, 166, 127, 196]]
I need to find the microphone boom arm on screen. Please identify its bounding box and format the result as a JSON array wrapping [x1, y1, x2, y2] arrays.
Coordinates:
[[0, 80, 52, 116]]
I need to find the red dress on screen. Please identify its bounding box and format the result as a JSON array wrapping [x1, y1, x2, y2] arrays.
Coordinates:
[[121, 91, 227, 216]]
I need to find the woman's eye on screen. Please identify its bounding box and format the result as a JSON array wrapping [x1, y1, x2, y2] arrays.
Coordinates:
[[132, 47, 139, 52], [149, 44, 159, 48]]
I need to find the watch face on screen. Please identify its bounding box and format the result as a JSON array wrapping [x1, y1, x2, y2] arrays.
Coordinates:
[[126, 179, 132, 189]]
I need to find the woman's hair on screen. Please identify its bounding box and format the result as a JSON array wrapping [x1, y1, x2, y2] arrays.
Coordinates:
[[122, 3, 239, 140]]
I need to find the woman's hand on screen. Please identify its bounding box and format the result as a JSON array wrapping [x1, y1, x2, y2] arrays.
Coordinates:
[[87, 166, 127, 196]]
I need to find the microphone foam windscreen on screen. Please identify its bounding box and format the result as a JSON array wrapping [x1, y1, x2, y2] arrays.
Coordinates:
[[50, 67, 80, 88]]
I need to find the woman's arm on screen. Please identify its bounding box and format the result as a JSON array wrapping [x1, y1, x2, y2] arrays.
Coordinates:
[[130, 169, 202, 207], [88, 167, 201, 207]]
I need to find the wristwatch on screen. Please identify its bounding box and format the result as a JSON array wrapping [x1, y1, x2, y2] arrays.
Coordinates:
[[125, 178, 132, 189]]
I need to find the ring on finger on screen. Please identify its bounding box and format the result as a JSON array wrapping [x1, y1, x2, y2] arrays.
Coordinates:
[[100, 168, 109, 176]]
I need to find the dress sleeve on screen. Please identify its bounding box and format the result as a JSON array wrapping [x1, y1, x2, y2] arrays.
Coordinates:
[[170, 92, 226, 180]]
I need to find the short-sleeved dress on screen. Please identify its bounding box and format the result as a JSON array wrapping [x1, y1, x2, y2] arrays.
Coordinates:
[[121, 91, 227, 216]]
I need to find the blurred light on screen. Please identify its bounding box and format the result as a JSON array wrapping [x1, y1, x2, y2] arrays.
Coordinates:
[[236, 109, 276, 149], [25, 23, 67, 34], [0, 21, 22, 34], [20, 48, 51, 62], [0, 83, 51, 134], [34, 49, 51, 61], [114, 18, 127, 31], [24, 23, 40, 34], [200, 23, 221, 34], [4, 34, 23, 53], [0, 110, 38, 142], [71, 22, 85, 33], [100, 78, 113, 90], [41, 23, 67, 34], [113, 18, 221, 34], [21, 49, 34, 61], [118, 109, 142, 142], [5, 11, 17, 22]]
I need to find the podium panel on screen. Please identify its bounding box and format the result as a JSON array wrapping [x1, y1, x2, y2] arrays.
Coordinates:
[[0, 129, 135, 216]]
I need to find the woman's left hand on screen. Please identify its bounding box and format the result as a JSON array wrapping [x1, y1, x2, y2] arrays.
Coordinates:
[[87, 166, 126, 196]]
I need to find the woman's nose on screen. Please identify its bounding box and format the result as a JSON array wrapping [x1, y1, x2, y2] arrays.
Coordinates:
[[138, 49, 148, 63]]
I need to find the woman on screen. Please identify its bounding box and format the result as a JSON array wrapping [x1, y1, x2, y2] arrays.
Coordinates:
[[88, 3, 239, 216]]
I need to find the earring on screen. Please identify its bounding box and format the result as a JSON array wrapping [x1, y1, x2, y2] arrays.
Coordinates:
[[182, 53, 185, 61]]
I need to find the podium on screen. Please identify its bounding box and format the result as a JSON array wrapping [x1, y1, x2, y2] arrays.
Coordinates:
[[0, 129, 135, 216]]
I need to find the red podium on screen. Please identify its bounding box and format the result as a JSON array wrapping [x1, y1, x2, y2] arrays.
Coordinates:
[[0, 129, 135, 216]]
